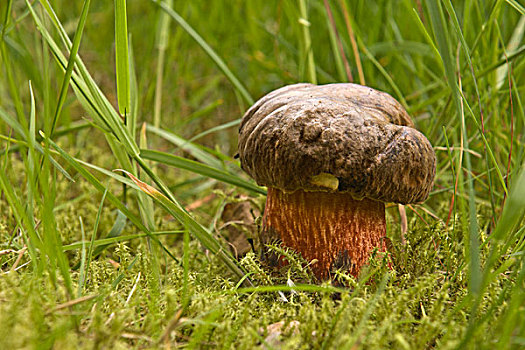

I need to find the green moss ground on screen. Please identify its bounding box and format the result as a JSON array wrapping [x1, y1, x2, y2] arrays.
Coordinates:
[[1, 0, 524, 348]]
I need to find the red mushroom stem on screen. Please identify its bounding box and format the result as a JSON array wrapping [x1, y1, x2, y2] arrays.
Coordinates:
[[261, 187, 387, 279]]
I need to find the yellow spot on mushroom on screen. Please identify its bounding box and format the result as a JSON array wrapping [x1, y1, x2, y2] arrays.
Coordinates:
[[310, 173, 339, 191]]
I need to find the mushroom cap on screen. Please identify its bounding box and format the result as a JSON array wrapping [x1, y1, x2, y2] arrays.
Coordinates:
[[238, 83, 436, 204]]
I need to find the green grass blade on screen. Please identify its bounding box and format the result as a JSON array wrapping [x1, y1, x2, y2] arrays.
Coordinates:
[[322, 0, 349, 82], [490, 168, 525, 254], [80, 189, 107, 296], [128, 35, 138, 140], [298, 0, 317, 84], [146, 124, 225, 169], [114, 0, 130, 116], [140, 149, 265, 195], [120, 170, 251, 286], [62, 230, 183, 251], [182, 225, 190, 309], [1, 0, 13, 33], [77, 217, 87, 298], [0, 162, 41, 267], [0, 0, 26, 123], [50, 0, 91, 136], [187, 118, 240, 144], [358, 41, 408, 107], [138, 124, 156, 231], [441, 0, 500, 223], [346, 273, 390, 347], [152, 0, 254, 105], [153, 0, 172, 128], [90, 209, 127, 258], [26, 81, 37, 231], [410, 8, 441, 61], [27, 0, 140, 158], [75, 158, 137, 188], [427, 0, 481, 296], [457, 168, 525, 348], [0, 107, 74, 181], [506, 0, 525, 15], [40, 132, 179, 263], [496, 16, 525, 89]]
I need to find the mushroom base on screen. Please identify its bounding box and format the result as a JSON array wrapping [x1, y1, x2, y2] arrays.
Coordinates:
[[261, 188, 387, 279]]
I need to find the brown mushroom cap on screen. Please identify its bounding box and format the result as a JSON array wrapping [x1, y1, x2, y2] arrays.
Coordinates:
[[238, 83, 436, 204]]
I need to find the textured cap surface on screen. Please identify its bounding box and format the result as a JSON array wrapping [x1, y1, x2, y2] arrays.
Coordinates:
[[238, 83, 436, 204]]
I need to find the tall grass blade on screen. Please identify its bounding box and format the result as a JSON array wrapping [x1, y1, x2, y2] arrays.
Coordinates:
[[506, 0, 525, 15], [153, 0, 172, 128], [490, 168, 525, 257], [0, 161, 41, 269], [34, 89, 74, 297], [188, 118, 240, 143], [152, 0, 254, 105], [50, 0, 91, 136], [338, 0, 365, 85], [0, 107, 74, 181], [63, 231, 182, 251], [80, 189, 107, 296], [77, 217, 87, 298], [1, 0, 26, 123], [114, 0, 131, 116], [345, 273, 390, 347], [442, 0, 499, 224], [40, 132, 178, 263], [427, 0, 481, 296], [26, 81, 37, 232], [120, 170, 251, 285], [322, 0, 351, 82], [140, 149, 266, 195], [496, 16, 525, 90], [146, 124, 225, 169], [90, 209, 127, 260], [29, 0, 140, 158], [457, 168, 525, 348], [298, 0, 317, 84]]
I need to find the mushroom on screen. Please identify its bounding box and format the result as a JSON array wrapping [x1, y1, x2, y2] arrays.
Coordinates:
[[238, 83, 436, 279]]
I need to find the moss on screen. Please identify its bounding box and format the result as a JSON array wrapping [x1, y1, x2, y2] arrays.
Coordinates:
[[1, 0, 523, 348]]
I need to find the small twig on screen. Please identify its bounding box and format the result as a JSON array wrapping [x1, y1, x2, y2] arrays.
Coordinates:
[[185, 193, 216, 211], [10, 246, 27, 273], [406, 205, 429, 226], [503, 57, 514, 206], [47, 294, 97, 314], [410, 204, 442, 222], [108, 259, 120, 269], [0, 249, 16, 256], [105, 312, 115, 326], [121, 332, 154, 342], [160, 308, 184, 348], [398, 204, 407, 244], [2, 261, 30, 275], [434, 146, 482, 158], [125, 271, 141, 305], [446, 117, 464, 226]]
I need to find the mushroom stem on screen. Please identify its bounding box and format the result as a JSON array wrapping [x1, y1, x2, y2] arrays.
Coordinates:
[[261, 187, 387, 279]]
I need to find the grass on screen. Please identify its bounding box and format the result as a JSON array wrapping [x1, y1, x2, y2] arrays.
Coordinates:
[[0, 0, 524, 348]]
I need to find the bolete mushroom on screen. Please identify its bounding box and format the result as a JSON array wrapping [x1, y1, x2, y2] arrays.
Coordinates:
[[238, 83, 436, 279]]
